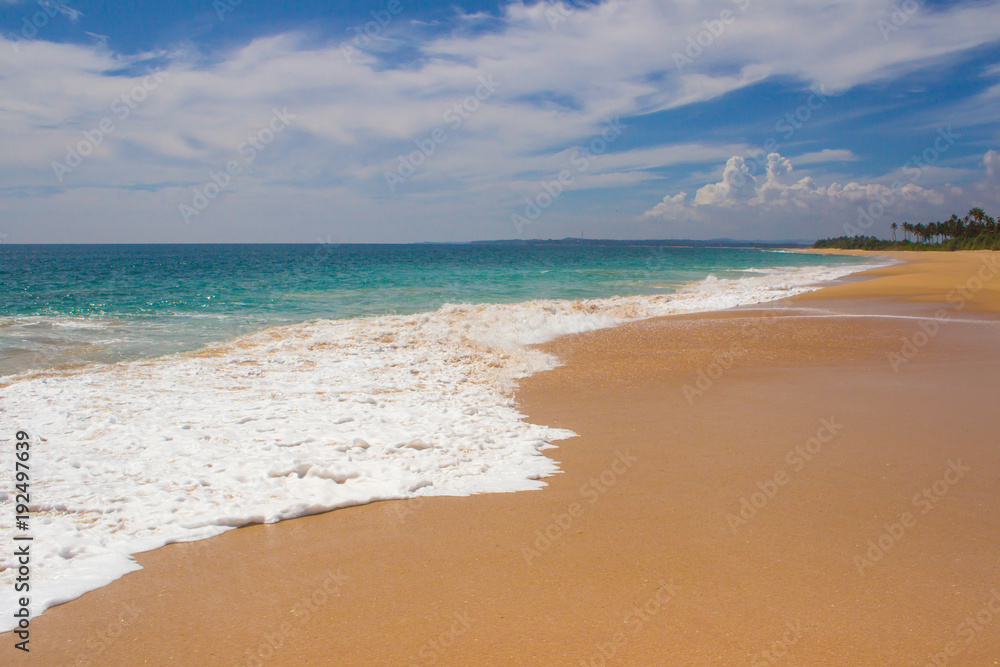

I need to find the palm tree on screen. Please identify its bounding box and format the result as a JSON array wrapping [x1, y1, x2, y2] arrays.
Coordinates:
[[963, 212, 976, 236], [890, 222, 898, 241], [952, 214, 966, 238], [945, 214, 960, 240], [914, 223, 929, 243], [933, 222, 944, 243], [902, 222, 912, 242]]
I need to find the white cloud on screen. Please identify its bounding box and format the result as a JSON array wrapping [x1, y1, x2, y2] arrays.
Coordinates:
[[4, 0, 82, 22], [1, 0, 1000, 241], [643, 150, 999, 239], [984, 149, 1000, 183]]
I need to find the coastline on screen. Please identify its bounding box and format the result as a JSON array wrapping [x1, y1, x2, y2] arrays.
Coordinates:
[[4, 250, 1000, 665], [792, 249, 1000, 313], [0, 253, 876, 631]]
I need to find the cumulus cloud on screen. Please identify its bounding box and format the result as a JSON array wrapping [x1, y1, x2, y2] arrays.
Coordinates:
[[643, 150, 1000, 238], [1, 0, 1000, 241], [651, 153, 858, 212]]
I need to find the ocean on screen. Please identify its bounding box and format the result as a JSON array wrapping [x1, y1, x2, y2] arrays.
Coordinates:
[[0, 243, 879, 628], [1, 244, 869, 375]]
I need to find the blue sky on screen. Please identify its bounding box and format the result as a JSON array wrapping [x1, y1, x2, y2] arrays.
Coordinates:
[[1, 0, 999, 242]]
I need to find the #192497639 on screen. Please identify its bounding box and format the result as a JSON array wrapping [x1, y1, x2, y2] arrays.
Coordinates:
[[12, 430, 32, 652]]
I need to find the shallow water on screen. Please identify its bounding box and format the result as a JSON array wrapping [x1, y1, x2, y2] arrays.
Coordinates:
[[0, 244, 879, 630], [1, 243, 868, 375]]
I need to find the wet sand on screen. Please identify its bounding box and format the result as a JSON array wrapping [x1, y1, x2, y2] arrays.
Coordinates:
[[4, 251, 1000, 666]]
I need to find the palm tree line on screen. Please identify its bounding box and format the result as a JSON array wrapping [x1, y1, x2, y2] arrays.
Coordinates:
[[814, 208, 1000, 251], [898, 208, 997, 243]]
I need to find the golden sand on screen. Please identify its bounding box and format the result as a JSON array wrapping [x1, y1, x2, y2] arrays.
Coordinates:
[[4, 251, 1000, 666]]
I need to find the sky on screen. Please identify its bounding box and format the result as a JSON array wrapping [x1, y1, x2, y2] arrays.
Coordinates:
[[1, 0, 999, 243]]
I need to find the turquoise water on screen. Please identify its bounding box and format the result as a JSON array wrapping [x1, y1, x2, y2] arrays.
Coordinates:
[[0, 242, 876, 624], [2, 244, 865, 375]]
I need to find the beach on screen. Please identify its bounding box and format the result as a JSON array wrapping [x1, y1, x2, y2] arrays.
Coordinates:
[[4, 250, 1000, 666]]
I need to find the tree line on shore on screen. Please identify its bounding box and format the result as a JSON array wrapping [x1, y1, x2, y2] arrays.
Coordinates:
[[814, 208, 1000, 250]]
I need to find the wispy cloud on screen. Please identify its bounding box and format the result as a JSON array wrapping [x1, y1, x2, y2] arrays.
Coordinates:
[[1, 0, 999, 241]]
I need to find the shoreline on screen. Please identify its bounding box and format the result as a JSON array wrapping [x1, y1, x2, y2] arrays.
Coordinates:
[[0, 250, 871, 382], [4, 250, 1000, 665], [0, 255, 879, 632]]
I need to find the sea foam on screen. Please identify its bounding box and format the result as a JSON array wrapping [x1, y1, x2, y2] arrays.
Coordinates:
[[0, 261, 880, 629]]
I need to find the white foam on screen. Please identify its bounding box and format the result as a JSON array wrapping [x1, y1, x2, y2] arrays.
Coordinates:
[[0, 261, 882, 629]]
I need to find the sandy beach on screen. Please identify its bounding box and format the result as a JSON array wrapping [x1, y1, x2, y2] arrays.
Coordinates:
[[4, 250, 1000, 666]]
